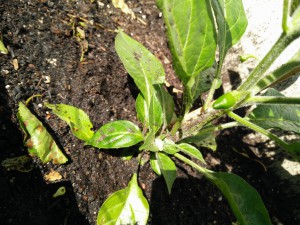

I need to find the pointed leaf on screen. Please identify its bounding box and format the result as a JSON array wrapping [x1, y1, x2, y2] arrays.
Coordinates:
[[177, 143, 205, 164], [17, 102, 68, 164], [87, 120, 143, 149], [162, 139, 180, 155], [211, 0, 247, 68], [150, 152, 162, 175], [139, 132, 160, 152], [45, 103, 94, 141], [249, 89, 300, 134], [115, 31, 165, 105], [157, 152, 176, 194], [157, 0, 217, 84], [97, 173, 149, 225], [209, 172, 272, 225]]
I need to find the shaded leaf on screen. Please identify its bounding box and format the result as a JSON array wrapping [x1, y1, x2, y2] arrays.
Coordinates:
[[157, 0, 216, 84], [45, 103, 94, 142], [249, 89, 300, 134], [157, 152, 176, 194], [88, 120, 143, 149], [209, 172, 272, 225], [17, 102, 68, 164], [97, 173, 149, 225]]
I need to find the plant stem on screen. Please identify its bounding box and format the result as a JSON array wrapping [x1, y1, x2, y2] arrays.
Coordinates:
[[237, 32, 297, 92], [282, 0, 290, 32], [174, 153, 214, 179], [227, 111, 290, 149], [245, 96, 300, 105]]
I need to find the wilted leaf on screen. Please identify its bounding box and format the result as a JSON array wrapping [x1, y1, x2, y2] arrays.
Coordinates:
[[44, 169, 62, 182], [45, 103, 94, 142], [97, 173, 149, 225], [1, 155, 33, 172], [87, 120, 143, 149], [17, 102, 68, 164]]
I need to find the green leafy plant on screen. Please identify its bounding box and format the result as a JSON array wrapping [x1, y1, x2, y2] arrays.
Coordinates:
[[43, 0, 300, 224]]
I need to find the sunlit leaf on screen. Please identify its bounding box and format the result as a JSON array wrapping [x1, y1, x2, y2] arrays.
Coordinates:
[[17, 102, 68, 164], [211, 0, 247, 69], [88, 120, 143, 149], [97, 173, 149, 225], [150, 152, 162, 175], [249, 89, 300, 134], [0, 39, 8, 54], [115, 31, 165, 106], [209, 172, 272, 225], [136, 94, 149, 127], [177, 143, 205, 164], [162, 138, 179, 155], [45, 103, 94, 142], [157, 0, 216, 84], [157, 152, 176, 194], [149, 93, 164, 134]]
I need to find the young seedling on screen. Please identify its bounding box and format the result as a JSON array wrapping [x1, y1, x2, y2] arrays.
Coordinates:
[[45, 0, 300, 224]]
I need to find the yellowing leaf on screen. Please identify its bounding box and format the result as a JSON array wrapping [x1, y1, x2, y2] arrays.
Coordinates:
[[17, 102, 68, 164]]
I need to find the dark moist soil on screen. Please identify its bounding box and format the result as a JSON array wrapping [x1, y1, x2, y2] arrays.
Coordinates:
[[0, 1, 299, 225]]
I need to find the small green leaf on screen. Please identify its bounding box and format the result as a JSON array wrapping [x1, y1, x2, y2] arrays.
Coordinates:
[[45, 103, 94, 141], [97, 173, 149, 225], [0, 39, 8, 54], [162, 139, 179, 155], [136, 94, 149, 127], [149, 93, 164, 134], [157, 0, 216, 84], [17, 102, 68, 164], [88, 120, 143, 149], [209, 172, 272, 225], [182, 131, 217, 152], [139, 132, 159, 152], [150, 152, 162, 176], [157, 152, 176, 194], [249, 89, 300, 134], [177, 143, 205, 164], [115, 31, 165, 106], [154, 85, 175, 129]]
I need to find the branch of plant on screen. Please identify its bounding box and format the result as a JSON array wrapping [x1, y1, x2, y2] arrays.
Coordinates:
[[227, 111, 290, 150], [245, 96, 300, 105]]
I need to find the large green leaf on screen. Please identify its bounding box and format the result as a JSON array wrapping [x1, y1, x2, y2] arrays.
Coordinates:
[[211, 0, 247, 69], [45, 103, 94, 142], [87, 120, 144, 149], [150, 152, 162, 175], [157, 0, 216, 84], [157, 152, 176, 194], [17, 102, 68, 164], [249, 89, 300, 134], [115, 30, 165, 106], [209, 172, 272, 225], [97, 173, 149, 225]]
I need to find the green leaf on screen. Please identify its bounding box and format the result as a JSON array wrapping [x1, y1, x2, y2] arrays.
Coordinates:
[[87, 120, 144, 149], [139, 132, 160, 152], [0, 39, 8, 54], [115, 30, 165, 106], [162, 139, 180, 155], [45, 103, 94, 142], [181, 131, 217, 152], [177, 143, 205, 164], [154, 85, 175, 129], [285, 141, 300, 161], [17, 102, 68, 164], [157, 0, 217, 84], [135, 94, 149, 127], [150, 152, 162, 175], [249, 89, 300, 134], [157, 152, 176, 194], [211, 0, 247, 69], [149, 93, 164, 134], [97, 173, 149, 225], [209, 172, 272, 225]]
